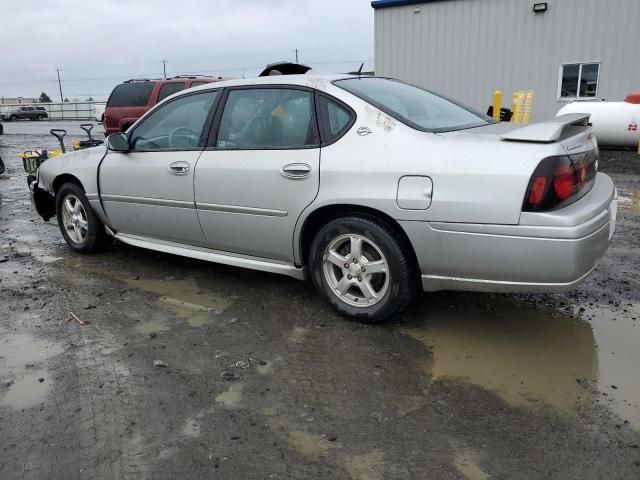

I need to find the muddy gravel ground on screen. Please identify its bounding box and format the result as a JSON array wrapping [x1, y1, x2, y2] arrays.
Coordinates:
[[1, 121, 639, 479]]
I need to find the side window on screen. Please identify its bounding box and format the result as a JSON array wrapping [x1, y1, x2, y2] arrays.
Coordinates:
[[559, 63, 600, 99], [130, 91, 218, 151], [317, 95, 354, 144], [157, 82, 186, 102], [216, 88, 317, 149], [190, 81, 209, 88], [107, 82, 155, 107]]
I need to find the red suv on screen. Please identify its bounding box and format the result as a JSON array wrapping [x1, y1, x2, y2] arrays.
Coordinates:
[[104, 76, 221, 136]]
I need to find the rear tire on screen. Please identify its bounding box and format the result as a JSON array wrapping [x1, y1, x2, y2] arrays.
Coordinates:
[[56, 182, 109, 253], [309, 216, 417, 323]]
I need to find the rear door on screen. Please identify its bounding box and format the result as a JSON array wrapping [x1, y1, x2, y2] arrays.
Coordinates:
[[99, 90, 220, 246], [194, 86, 320, 262]]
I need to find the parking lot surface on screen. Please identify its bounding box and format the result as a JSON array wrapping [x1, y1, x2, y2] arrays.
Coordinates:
[[1, 122, 639, 479]]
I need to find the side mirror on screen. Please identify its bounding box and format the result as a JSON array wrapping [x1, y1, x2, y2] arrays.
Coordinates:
[[106, 132, 129, 152]]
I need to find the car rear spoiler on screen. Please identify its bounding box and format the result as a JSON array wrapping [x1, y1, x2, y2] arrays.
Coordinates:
[[501, 113, 591, 143]]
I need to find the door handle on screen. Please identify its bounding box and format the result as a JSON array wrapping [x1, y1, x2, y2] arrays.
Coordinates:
[[281, 163, 312, 179], [168, 161, 191, 175]]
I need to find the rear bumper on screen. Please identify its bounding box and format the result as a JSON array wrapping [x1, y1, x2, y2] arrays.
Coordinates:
[[401, 173, 617, 293]]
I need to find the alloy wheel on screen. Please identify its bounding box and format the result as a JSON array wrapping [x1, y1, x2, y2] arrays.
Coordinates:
[[322, 234, 390, 307], [61, 194, 89, 244]]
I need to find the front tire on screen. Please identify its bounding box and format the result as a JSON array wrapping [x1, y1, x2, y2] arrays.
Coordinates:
[[10, 115, 18, 122], [309, 216, 417, 323], [56, 182, 109, 253]]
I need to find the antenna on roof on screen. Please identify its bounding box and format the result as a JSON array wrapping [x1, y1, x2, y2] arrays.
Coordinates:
[[357, 63, 364, 76]]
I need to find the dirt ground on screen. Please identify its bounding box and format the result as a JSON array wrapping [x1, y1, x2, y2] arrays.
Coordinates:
[[1, 121, 639, 479]]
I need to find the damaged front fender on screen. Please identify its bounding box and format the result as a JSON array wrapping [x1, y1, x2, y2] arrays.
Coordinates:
[[30, 181, 56, 221]]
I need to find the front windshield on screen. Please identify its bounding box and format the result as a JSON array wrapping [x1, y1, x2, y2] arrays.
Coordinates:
[[335, 77, 490, 132]]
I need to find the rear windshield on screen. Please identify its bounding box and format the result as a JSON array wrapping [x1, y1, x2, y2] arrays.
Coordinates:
[[107, 82, 155, 107], [335, 77, 490, 132]]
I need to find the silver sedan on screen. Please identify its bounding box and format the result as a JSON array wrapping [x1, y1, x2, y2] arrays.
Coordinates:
[[30, 75, 617, 322]]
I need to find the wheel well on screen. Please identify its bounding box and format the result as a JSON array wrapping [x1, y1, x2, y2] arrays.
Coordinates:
[[52, 174, 84, 194], [299, 204, 419, 269]]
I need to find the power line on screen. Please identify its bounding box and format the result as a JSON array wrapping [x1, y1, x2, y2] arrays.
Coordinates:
[[0, 58, 374, 90]]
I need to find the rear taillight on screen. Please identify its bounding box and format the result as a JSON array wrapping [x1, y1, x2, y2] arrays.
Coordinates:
[[553, 163, 574, 200], [522, 150, 598, 212]]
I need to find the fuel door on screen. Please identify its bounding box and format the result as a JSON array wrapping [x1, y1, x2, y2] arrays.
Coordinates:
[[397, 176, 433, 210]]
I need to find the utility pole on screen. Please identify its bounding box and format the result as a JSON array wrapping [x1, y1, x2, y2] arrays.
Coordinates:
[[55, 68, 63, 103], [294, 49, 299, 63], [162, 59, 168, 79]]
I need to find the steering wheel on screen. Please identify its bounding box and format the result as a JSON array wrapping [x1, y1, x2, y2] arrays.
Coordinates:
[[168, 127, 200, 149]]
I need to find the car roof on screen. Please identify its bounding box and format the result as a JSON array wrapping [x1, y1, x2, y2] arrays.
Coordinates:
[[187, 74, 355, 92]]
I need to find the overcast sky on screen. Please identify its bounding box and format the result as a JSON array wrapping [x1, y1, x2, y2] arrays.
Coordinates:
[[1, 0, 374, 102]]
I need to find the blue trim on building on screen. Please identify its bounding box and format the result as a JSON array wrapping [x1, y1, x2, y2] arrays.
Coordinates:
[[371, 0, 432, 9]]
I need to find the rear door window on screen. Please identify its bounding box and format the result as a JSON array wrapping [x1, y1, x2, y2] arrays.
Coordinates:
[[107, 82, 155, 107], [317, 95, 354, 144], [157, 82, 186, 102], [216, 88, 318, 149]]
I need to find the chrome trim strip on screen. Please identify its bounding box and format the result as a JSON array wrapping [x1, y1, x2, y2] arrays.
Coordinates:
[[101, 194, 195, 209], [196, 202, 287, 217], [85, 193, 99, 200], [114, 233, 306, 280], [421, 267, 595, 294]]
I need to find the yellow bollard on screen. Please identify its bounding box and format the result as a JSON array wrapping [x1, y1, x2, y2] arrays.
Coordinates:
[[493, 90, 502, 121]]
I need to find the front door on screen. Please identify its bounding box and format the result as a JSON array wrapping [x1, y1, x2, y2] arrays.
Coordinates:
[[195, 87, 320, 262], [99, 90, 219, 246]]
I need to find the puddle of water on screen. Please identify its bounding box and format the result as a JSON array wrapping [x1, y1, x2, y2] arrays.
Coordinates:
[[586, 304, 640, 429], [182, 417, 201, 438], [0, 333, 65, 378], [10, 240, 62, 264], [123, 278, 233, 314], [215, 383, 243, 409], [453, 451, 489, 480], [403, 296, 598, 414], [1, 369, 50, 409], [135, 318, 172, 336], [0, 333, 65, 409], [158, 297, 217, 328]]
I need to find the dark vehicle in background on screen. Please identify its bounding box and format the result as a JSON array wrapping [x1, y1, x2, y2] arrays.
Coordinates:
[[0, 106, 48, 121], [104, 76, 221, 135]]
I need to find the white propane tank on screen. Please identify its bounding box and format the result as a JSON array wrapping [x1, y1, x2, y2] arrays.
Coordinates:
[[556, 93, 640, 148]]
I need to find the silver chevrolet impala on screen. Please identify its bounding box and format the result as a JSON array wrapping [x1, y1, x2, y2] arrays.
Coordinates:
[[31, 75, 617, 322]]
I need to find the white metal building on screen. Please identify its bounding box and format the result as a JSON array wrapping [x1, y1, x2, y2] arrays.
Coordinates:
[[372, 0, 640, 121]]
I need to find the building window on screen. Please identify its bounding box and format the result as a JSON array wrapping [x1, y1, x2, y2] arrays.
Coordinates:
[[559, 63, 600, 99]]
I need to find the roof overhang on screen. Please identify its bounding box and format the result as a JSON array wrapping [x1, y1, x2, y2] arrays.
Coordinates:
[[371, 0, 433, 9]]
